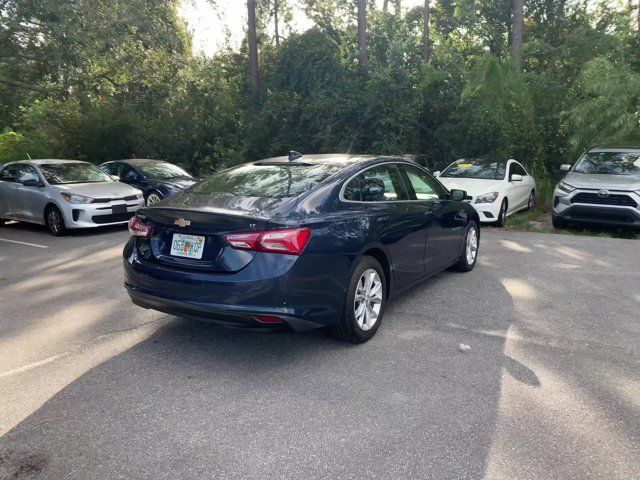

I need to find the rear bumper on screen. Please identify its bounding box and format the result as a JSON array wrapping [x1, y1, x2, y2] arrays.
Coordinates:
[[123, 238, 352, 331], [125, 284, 322, 332]]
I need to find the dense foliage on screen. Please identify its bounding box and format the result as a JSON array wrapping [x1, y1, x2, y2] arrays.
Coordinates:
[[1, 0, 639, 206]]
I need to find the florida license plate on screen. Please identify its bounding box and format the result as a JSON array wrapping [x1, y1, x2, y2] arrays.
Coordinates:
[[170, 233, 205, 259]]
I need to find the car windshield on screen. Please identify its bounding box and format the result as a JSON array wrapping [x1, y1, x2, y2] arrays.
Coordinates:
[[574, 151, 640, 176], [38, 163, 113, 185], [191, 163, 341, 198], [441, 159, 506, 180], [136, 162, 192, 180]]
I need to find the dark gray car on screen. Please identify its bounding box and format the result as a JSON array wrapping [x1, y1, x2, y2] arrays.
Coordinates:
[[552, 147, 640, 229]]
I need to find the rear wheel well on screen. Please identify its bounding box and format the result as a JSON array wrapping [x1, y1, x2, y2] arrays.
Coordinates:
[[363, 248, 391, 298]]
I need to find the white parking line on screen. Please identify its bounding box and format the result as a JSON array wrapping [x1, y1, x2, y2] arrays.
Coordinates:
[[0, 352, 70, 379], [0, 237, 49, 249]]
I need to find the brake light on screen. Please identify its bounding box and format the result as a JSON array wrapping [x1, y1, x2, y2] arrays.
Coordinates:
[[128, 216, 152, 238], [224, 228, 311, 255], [255, 315, 284, 324]]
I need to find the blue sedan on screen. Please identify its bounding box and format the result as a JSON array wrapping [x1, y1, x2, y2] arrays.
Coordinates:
[[100, 159, 196, 206], [123, 153, 480, 343]]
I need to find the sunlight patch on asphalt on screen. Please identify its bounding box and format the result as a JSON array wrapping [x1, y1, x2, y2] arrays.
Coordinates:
[[500, 278, 537, 301], [499, 239, 532, 253]]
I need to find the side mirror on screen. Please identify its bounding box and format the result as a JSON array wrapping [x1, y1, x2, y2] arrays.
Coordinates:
[[560, 164, 572, 172], [432, 171, 441, 177], [361, 179, 386, 202], [450, 189, 466, 201], [22, 179, 43, 187], [510, 174, 523, 182]]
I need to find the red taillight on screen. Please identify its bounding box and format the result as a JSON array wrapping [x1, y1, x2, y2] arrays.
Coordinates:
[[128, 216, 152, 238], [224, 228, 311, 255], [255, 315, 284, 324]]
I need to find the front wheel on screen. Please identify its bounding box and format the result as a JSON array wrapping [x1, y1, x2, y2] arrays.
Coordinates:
[[453, 221, 479, 272], [332, 256, 386, 343], [46, 205, 66, 236], [145, 191, 163, 206]]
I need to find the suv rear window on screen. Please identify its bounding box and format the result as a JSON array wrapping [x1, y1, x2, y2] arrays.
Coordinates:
[[192, 163, 341, 198]]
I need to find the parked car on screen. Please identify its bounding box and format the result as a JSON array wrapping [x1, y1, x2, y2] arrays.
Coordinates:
[[99, 159, 196, 206], [123, 153, 480, 343], [434, 158, 536, 227], [552, 147, 640, 229], [0, 159, 144, 235]]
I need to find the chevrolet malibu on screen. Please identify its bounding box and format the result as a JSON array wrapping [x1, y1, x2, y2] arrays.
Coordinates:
[[0, 159, 144, 235], [123, 154, 480, 343]]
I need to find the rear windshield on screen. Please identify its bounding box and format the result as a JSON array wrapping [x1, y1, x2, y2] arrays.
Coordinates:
[[38, 163, 113, 185], [574, 151, 640, 176], [137, 162, 192, 180], [441, 159, 506, 180], [192, 163, 340, 198]]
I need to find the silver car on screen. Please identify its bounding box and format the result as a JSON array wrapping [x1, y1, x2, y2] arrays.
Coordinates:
[[553, 147, 640, 229], [0, 159, 144, 235]]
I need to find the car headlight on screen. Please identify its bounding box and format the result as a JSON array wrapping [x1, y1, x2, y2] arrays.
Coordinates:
[[474, 192, 499, 204], [558, 181, 576, 194], [135, 193, 144, 200], [61, 192, 94, 204]]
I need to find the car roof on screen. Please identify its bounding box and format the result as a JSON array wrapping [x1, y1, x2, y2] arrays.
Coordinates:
[[252, 153, 401, 168], [588, 146, 640, 153], [3, 159, 88, 167], [110, 159, 166, 165]]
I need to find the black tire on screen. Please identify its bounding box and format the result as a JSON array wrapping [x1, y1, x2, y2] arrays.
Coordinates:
[[0, 218, 5, 227], [495, 199, 507, 227], [145, 191, 163, 207], [527, 190, 535, 210], [45, 205, 66, 236], [552, 214, 568, 229], [331, 256, 386, 343], [453, 220, 479, 272]]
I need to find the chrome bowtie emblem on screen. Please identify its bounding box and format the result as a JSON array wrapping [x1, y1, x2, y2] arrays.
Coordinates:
[[174, 218, 191, 227], [597, 189, 610, 198]]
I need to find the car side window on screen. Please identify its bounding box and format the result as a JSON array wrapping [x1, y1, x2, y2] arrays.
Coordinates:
[[400, 164, 446, 201], [509, 162, 527, 178], [16, 165, 40, 184], [101, 163, 118, 176], [344, 164, 409, 202], [0, 164, 19, 182], [120, 164, 139, 181]]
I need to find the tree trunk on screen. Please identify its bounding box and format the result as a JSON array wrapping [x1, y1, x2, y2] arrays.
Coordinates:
[[274, 0, 280, 46], [247, 0, 260, 89], [511, 0, 524, 71], [422, 0, 431, 63], [357, 0, 368, 76], [383, 0, 389, 12]]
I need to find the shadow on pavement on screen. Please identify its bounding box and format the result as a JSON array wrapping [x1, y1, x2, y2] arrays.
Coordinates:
[[0, 270, 520, 480]]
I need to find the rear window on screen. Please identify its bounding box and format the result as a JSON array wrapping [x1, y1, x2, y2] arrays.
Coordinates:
[[192, 163, 340, 198]]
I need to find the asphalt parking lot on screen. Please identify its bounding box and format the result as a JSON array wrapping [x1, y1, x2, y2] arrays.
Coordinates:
[[0, 222, 639, 479]]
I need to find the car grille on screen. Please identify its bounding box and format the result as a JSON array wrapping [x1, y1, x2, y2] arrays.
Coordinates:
[[570, 192, 637, 208], [92, 195, 139, 204], [92, 212, 135, 224]]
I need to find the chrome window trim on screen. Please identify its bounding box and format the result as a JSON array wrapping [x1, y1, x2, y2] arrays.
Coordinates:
[[338, 160, 448, 204]]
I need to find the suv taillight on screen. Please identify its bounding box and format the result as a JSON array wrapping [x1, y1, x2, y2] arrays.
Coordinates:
[[224, 228, 311, 255], [128, 216, 152, 238]]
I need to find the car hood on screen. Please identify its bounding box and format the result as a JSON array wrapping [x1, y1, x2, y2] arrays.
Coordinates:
[[52, 182, 142, 197], [437, 177, 504, 196], [562, 173, 640, 191]]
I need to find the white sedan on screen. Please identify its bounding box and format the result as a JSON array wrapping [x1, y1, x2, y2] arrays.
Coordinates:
[[435, 158, 536, 227]]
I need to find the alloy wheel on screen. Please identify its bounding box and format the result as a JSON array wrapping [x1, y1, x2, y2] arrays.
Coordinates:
[[466, 226, 478, 265], [146, 193, 162, 206], [47, 209, 62, 234], [353, 269, 383, 331], [528, 192, 535, 210]]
